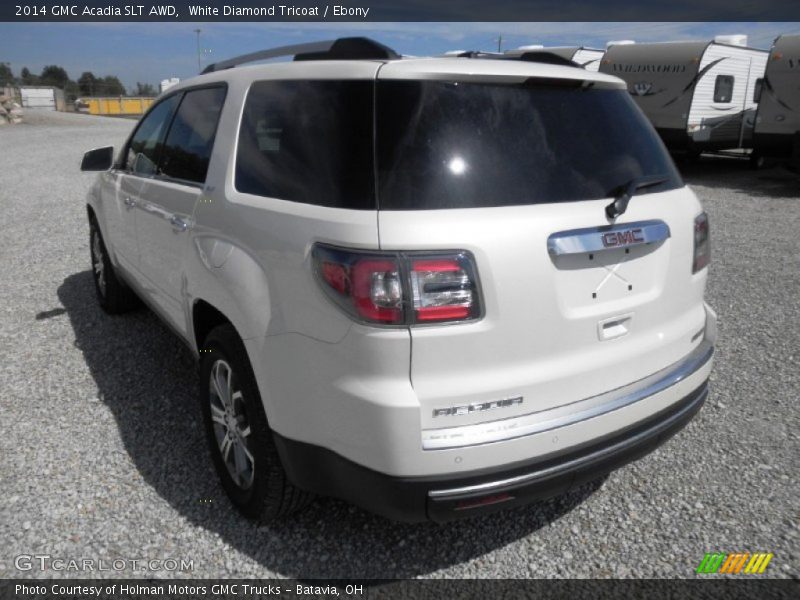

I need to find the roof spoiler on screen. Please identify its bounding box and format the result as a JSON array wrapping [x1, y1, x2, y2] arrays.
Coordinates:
[[513, 51, 580, 67], [201, 37, 400, 74], [442, 50, 579, 68]]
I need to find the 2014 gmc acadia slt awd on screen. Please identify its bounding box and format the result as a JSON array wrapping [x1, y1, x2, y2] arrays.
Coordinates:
[[80, 38, 715, 522]]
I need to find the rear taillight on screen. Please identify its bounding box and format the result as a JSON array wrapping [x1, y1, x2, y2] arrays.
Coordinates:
[[410, 258, 475, 322], [312, 244, 481, 326], [693, 212, 710, 273]]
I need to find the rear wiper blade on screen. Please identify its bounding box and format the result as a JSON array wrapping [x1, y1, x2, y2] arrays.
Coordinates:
[[605, 175, 669, 220]]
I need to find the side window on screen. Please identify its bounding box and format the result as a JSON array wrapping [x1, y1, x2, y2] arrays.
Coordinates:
[[753, 78, 763, 103], [125, 95, 180, 175], [158, 86, 226, 184], [713, 75, 734, 103], [235, 80, 374, 209]]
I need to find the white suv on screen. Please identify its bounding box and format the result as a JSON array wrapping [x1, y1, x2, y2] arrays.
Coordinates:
[[81, 38, 715, 522]]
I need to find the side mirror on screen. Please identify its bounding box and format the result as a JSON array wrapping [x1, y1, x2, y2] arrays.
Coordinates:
[[81, 146, 114, 171]]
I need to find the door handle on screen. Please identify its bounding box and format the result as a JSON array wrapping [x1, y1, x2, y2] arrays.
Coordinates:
[[124, 197, 136, 210], [169, 215, 191, 232]]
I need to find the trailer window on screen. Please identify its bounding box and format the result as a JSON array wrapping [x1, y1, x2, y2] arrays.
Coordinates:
[[236, 80, 374, 209], [713, 75, 734, 103], [753, 78, 763, 103], [376, 80, 682, 210]]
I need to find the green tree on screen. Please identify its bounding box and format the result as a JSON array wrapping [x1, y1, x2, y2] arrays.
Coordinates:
[[39, 65, 70, 89], [77, 71, 97, 96], [99, 75, 126, 96], [0, 62, 14, 86], [133, 82, 156, 96], [20, 67, 38, 85]]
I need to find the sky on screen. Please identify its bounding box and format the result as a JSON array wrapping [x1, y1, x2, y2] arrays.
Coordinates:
[[1, 21, 799, 91]]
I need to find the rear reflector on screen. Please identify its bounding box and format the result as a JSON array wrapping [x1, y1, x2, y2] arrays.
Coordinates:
[[454, 493, 515, 511], [312, 245, 481, 326], [693, 212, 710, 273]]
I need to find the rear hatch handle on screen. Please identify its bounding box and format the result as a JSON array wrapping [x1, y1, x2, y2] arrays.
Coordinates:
[[606, 175, 669, 220]]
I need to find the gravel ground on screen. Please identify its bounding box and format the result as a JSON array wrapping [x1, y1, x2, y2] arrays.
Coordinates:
[[0, 111, 797, 580]]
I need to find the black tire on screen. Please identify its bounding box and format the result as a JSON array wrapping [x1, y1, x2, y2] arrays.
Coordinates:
[[749, 151, 765, 170], [89, 217, 140, 314], [683, 149, 702, 164], [199, 324, 313, 522]]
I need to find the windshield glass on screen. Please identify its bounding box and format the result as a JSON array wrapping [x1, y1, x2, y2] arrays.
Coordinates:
[[376, 80, 682, 210]]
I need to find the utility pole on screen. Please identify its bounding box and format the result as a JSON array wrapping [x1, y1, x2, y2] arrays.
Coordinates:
[[194, 28, 202, 73], [497, 35, 503, 53]]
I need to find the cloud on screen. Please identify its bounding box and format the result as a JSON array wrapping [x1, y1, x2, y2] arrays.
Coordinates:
[[2, 21, 798, 87]]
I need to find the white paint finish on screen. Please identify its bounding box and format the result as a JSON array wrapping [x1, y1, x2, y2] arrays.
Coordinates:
[[20, 87, 56, 109], [713, 34, 748, 47], [86, 53, 714, 480], [572, 48, 605, 71], [379, 187, 707, 431], [109, 172, 141, 270], [688, 43, 768, 146], [135, 177, 200, 336], [378, 57, 625, 87]]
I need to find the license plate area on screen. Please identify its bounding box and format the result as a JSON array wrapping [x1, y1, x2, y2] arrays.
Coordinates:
[[547, 221, 671, 314]]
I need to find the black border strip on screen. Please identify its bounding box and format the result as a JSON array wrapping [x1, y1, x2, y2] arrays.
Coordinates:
[[2, 1, 800, 22]]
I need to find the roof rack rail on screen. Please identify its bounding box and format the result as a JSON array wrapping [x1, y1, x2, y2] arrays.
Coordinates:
[[201, 37, 400, 74], [442, 50, 579, 68]]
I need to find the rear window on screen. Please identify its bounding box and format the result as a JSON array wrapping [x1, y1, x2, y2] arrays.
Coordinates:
[[375, 80, 682, 210], [236, 80, 374, 209]]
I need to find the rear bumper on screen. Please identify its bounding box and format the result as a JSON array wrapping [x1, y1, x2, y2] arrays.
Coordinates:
[[274, 370, 710, 522]]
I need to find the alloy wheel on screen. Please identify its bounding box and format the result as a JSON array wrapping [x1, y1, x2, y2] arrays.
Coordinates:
[[91, 231, 106, 297], [208, 359, 255, 490]]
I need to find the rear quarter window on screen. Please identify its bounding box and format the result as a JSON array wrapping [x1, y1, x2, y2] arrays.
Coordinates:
[[235, 80, 374, 209]]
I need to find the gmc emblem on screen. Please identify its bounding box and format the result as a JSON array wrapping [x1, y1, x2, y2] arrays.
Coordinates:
[[602, 228, 644, 248]]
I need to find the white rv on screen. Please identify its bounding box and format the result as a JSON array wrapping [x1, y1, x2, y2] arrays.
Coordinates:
[[19, 86, 65, 111], [600, 36, 768, 153], [507, 46, 604, 71], [159, 77, 180, 94], [754, 34, 800, 164]]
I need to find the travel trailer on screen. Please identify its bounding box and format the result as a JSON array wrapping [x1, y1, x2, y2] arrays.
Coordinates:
[[508, 46, 605, 70], [160, 77, 181, 93], [600, 36, 768, 154], [754, 34, 800, 163]]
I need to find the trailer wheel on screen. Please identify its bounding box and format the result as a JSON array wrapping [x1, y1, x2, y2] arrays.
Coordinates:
[[749, 151, 765, 170]]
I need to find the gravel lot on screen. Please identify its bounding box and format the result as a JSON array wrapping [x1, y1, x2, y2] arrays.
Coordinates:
[[0, 111, 797, 580]]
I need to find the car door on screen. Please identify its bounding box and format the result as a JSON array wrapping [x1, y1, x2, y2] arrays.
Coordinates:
[[111, 95, 181, 276], [135, 85, 227, 336]]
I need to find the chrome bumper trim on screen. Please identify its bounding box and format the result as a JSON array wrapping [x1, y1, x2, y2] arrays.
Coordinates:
[[428, 383, 708, 500], [422, 338, 714, 451]]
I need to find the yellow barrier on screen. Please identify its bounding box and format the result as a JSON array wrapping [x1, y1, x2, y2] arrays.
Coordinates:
[[78, 97, 155, 116]]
